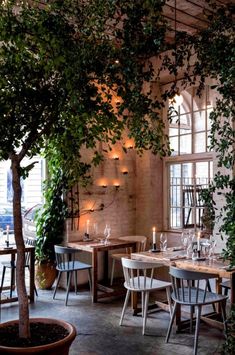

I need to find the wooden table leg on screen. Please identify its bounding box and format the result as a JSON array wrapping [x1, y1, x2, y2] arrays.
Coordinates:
[[92, 250, 98, 303], [230, 272, 235, 305], [104, 250, 108, 283], [29, 248, 35, 303]]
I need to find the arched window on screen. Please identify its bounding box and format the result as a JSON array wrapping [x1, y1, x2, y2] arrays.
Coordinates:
[[164, 86, 214, 231]]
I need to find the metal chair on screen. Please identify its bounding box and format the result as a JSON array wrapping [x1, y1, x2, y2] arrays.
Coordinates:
[[0, 237, 37, 298], [119, 257, 172, 335], [165, 266, 228, 355], [110, 236, 147, 286], [53, 245, 92, 306]]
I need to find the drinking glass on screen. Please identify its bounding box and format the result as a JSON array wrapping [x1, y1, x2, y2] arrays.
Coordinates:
[[160, 233, 167, 251], [181, 230, 189, 251], [208, 235, 217, 260], [104, 224, 111, 245]]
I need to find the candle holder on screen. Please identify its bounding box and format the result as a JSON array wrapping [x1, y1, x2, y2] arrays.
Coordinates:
[[150, 243, 160, 253], [4, 240, 12, 249], [192, 248, 206, 261], [83, 232, 90, 241]]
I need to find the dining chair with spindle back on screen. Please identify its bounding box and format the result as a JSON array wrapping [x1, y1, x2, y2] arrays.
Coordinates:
[[166, 266, 228, 355], [120, 257, 172, 335], [110, 236, 147, 286]]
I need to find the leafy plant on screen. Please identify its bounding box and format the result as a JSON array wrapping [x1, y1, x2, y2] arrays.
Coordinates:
[[0, 0, 171, 340]]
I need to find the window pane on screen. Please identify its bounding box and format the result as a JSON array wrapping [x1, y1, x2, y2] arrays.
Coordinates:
[[168, 161, 212, 230], [194, 111, 205, 132], [169, 114, 178, 125], [170, 136, 178, 154], [193, 87, 206, 110], [170, 208, 181, 228], [180, 135, 191, 154], [182, 163, 193, 179], [194, 132, 206, 153], [169, 128, 178, 137], [207, 107, 213, 130], [179, 113, 191, 132], [195, 162, 209, 184]]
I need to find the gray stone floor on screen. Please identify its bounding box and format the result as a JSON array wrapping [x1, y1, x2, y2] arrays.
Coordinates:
[[1, 286, 226, 355]]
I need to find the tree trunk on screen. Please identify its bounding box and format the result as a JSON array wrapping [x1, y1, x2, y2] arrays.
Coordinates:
[[11, 156, 30, 339]]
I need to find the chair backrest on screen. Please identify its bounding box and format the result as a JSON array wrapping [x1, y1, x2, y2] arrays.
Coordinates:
[[24, 237, 36, 266], [118, 236, 147, 253], [121, 257, 162, 290], [169, 266, 218, 304], [54, 245, 81, 270]]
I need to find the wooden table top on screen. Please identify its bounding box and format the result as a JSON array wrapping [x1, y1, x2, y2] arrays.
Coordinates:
[[131, 249, 234, 279], [67, 238, 137, 252], [0, 245, 34, 255]]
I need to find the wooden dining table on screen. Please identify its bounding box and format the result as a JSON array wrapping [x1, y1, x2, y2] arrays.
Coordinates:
[[131, 248, 235, 330], [67, 238, 137, 303], [0, 245, 35, 304]]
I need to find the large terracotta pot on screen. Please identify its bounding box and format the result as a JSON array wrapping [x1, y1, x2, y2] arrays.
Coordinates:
[[35, 262, 57, 290], [0, 318, 76, 354]]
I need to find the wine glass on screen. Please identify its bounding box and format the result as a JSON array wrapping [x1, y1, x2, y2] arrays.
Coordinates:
[[104, 224, 111, 245], [181, 230, 189, 251], [208, 235, 217, 260], [160, 233, 167, 251]]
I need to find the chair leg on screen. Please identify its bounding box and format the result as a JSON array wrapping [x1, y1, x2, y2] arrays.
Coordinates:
[[141, 291, 144, 317], [53, 271, 62, 299], [119, 289, 131, 326], [207, 281, 216, 312], [190, 306, 194, 333], [110, 259, 115, 286], [27, 265, 38, 296], [220, 300, 228, 336], [0, 266, 6, 293], [34, 284, 38, 297], [166, 286, 172, 316], [194, 305, 201, 355], [165, 302, 177, 343], [10, 267, 15, 298], [88, 269, 92, 295], [74, 271, 78, 294], [65, 271, 72, 306], [142, 291, 149, 335]]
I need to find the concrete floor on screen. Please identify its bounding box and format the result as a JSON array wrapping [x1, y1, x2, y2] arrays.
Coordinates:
[[1, 286, 226, 355]]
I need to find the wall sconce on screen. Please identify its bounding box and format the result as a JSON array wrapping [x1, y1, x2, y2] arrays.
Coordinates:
[[113, 155, 119, 160], [113, 184, 120, 190], [102, 184, 107, 188], [127, 145, 133, 150], [122, 170, 128, 175]]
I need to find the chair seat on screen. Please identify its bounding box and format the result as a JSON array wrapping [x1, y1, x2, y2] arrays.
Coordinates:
[[1, 261, 15, 268], [112, 253, 131, 260], [1, 261, 30, 268], [221, 280, 231, 289], [171, 288, 227, 306], [125, 276, 171, 292], [56, 261, 92, 272]]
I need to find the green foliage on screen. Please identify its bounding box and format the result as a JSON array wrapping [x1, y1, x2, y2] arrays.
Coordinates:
[[35, 168, 67, 263], [221, 304, 235, 355]]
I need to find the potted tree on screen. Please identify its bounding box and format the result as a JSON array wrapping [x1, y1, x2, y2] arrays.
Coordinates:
[[0, 0, 171, 351]]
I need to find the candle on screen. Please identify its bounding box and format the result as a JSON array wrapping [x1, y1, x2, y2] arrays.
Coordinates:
[[86, 220, 90, 235], [152, 227, 156, 245], [6, 225, 9, 243], [197, 231, 201, 251]]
